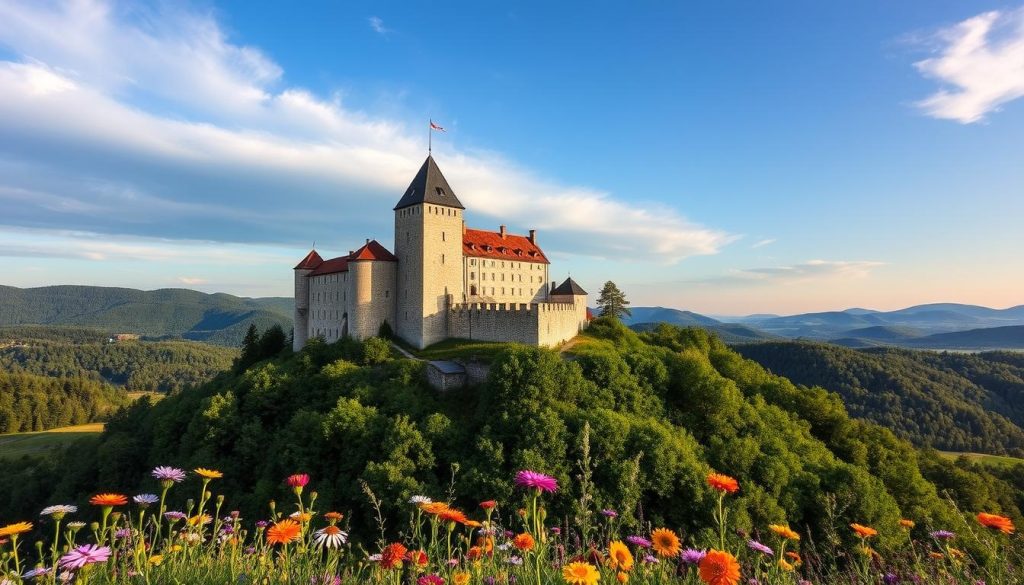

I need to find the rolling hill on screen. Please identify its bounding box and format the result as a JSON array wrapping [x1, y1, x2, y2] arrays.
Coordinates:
[[0, 285, 292, 346]]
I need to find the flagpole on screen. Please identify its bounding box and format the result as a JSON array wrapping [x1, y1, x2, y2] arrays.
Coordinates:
[[428, 119, 432, 155]]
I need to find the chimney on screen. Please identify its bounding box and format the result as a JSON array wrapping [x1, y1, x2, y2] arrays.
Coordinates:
[[366, 238, 370, 244], [528, 229, 536, 244], [499, 225, 507, 239], [348, 250, 354, 256]]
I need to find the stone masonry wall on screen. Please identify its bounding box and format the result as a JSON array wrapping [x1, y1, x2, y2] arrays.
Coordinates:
[[448, 303, 540, 344], [349, 260, 397, 340], [536, 298, 588, 346], [463, 256, 549, 303]]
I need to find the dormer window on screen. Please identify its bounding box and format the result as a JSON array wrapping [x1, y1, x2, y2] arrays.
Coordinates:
[[435, 187, 446, 197]]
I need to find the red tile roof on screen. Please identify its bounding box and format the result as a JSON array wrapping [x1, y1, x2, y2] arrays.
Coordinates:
[[305, 240, 396, 277], [294, 249, 323, 270], [463, 228, 549, 264]]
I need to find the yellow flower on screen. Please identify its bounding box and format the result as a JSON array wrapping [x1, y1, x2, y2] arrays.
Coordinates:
[[651, 528, 681, 558], [616, 571, 629, 583], [768, 524, 800, 541], [562, 562, 600, 585], [149, 555, 164, 565], [0, 522, 33, 537], [608, 540, 634, 571], [778, 558, 794, 571], [187, 514, 212, 526], [899, 519, 915, 529], [452, 572, 471, 585], [194, 468, 223, 479]]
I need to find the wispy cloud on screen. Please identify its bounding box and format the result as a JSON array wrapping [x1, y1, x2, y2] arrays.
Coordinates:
[[705, 260, 885, 286], [368, 16, 391, 36], [913, 7, 1024, 123], [0, 1, 731, 264], [177, 277, 207, 285], [751, 238, 776, 249]]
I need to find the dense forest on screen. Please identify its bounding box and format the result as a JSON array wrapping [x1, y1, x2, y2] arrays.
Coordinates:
[[1, 319, 1020, 559], [0, 370, 128, 432], [736, 342, 1024, 456], [0, 338, 237, 394], [0, 285, 291, 346]]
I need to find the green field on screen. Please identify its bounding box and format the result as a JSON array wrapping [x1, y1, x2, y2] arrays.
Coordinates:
[[0, 423, 104, 459], [938, 450, 1024, 467]]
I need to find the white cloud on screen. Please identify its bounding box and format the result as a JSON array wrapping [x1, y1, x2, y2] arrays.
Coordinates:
[[368, 16, 391, 36], [751, 238, 776, 249], [178, 276, 207, 285], [913, 7, 1024, 123], [0, 0, 732, 264], [713, 259, 884, 285]]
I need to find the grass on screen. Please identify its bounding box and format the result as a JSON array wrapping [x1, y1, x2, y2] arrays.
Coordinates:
[[0, 422, 104, 459], [939, 450, 1024, 467]]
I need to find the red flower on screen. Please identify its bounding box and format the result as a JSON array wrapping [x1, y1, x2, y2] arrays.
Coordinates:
[[380, 543, 408, 570], [286, 474, 310, 488], [479, 500, 497, 510]]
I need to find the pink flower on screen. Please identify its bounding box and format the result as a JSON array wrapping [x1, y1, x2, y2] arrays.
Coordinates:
[[286, 474, 310, 488], [59, 544, 112, 570], [417, 575, 445, 585], [514, 470, 558, 493]]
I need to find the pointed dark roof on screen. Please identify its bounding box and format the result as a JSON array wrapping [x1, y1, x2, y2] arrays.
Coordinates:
[[551, 277, 587, 296], [394, 155, 465, 211], [350, 240, 397, 262], [294, 249, 323, 270]]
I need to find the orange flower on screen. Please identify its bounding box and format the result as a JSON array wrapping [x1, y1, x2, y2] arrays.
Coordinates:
[[452, 572, 471, 585], [706, 473, 740, 494], [420, 502, 449, 515], [266, 519, 301, 545], [380, 542, 408, 570], [616, 572, 629, 583], [562, 562, 600, 585], [513, 532, 536, 551], [194, 468, 223, 480], [187, 514, 212, 527], [0, 522, 32, 537], [324, 511, 344, 522], [438, 508, 468, 525], [651, 528, 681, 558], [698, 549, 741, 585], [466, 546, 482, 561], [608, 540, 634, 571], [785, 551, 802, 564], [90, 493, 128, 507], [768, 524, 800, 540], [899, 519, 915, 529], [977, 512, 1015, 534], [850, 523, 878, 538], [407, 549, 429, 567]]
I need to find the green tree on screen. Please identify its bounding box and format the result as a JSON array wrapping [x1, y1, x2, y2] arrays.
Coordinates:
[[596, 281, 631, 319]]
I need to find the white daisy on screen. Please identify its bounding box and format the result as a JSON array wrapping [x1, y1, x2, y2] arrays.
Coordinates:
[[313, 525, 348, 549]]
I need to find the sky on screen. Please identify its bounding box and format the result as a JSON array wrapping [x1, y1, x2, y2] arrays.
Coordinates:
[[1, 0, 1023, 316]]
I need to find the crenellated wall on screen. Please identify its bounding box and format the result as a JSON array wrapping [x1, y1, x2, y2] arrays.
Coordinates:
[[448, 299, 586, 347]]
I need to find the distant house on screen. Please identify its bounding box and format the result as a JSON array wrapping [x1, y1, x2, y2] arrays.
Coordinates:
[[110, 333, 141, 342]]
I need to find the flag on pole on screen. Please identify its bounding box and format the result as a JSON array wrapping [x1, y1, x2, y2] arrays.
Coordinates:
[[430, 120, 446, 132]]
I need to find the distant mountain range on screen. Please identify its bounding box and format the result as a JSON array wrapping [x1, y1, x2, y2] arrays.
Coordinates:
[[622, 303, 1024, 350], [0, 285, 292, 346]]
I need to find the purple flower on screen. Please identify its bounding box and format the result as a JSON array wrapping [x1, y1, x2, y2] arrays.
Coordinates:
[[114, 528, 133, 539], [133, 494, 159, 506], [627, 535, 652, 548], [643, 554, 659, 564], [255, 520, 269, 528], [883, 574, 900, 585], [601, 509, 618, 518], [550, 527, 561, 535], [514, 470, 558, 493], [151, 466, 187, 483], [22, 567, 52, 579], [680, 548, 707, 565], [163, 511, 186, 521], [59, 545, 112, 570], [930, 530, 955, 540], [747, 539, 774, 556]]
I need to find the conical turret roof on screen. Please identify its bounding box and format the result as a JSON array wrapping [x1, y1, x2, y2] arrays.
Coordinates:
[[394, 155, 465, 211]]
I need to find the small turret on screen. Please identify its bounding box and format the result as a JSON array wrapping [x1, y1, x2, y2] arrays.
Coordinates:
[[292, 249, 323, 351]]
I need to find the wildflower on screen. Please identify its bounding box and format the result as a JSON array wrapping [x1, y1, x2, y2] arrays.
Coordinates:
[[40, 505, 77, 519], [187, 514, 213, 527], [163, 511, 187, 521], [608, 540, 634, 571], [421, 502, 449, 515], [452, 572, 471, 585], [882, 574, 899, 585], [67, 521, 86, 530], [438, 508, 468, 525], [650, 528, 681, 558], [409, 495, 433, 505], [779, 559, 794, 571], [507, 556, 524, 566], [133, 494, 160, 507], [977, 512, 1015, 534], [89, 494, 128, 507], [514, 470, 559, 493], [785, 551, 802, 564], [380, 543, 408, 569], [312, 525, 347, 549], [747, 540, 773, 556], [286, 473, 310, 493], [148, 555, 164, 566], [617, 572, 629, 584], [698, 549, 741, 585], [152, 466, 187, 484], [0, 522, 33, 537], [643, 554, 659, 564], [850, 523, 878, 538], [562, 561, 600, 585], [289, 511, 313, 523], [115, 528, 133, 539], [899, 519, 915, 529], [22, 567, 51, 580], [479, 500, 497, 510], [266, 520, 301, 545], [324, 511, 344, 523], [930, 530, 955, 540], [706, 473, 740, 494], [626, 535, 651, 548], [768, 524, 799, 540], [59, 544, 112, 570], [681, 548, 708, 565], [512, 532, 535, 551], [194, 468, 223, 480], [602, 509, 619, 518], [551, 526, 561, 535], [407, 550, 429, 567], [417, 576, 444, 585]]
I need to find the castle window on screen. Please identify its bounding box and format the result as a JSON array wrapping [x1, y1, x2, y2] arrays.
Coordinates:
[[470, 285, 477, 295], [442, 231, 445, 241], [470, 272, 475, 280], [385, 290, 389, 298], [441, 254, 445, 264], [436, 186, 445, 197]]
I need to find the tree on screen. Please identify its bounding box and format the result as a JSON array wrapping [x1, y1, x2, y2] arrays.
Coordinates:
[[235, 324, 261, 373], [596, 281, 631, 319]]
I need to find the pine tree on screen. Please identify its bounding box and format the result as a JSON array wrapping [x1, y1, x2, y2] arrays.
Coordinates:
[[596, 281, 631, 319], [235, 324, 260, 372]]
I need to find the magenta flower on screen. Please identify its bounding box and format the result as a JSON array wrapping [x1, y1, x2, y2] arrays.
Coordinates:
[[417, 575, 445, 585], [59, 544, 112, 570], [930, 530, 956, 540], [286, 473, 310, 488], [514, 470, 558, 493], [747, 539, 774, 556], [627, 535, 652, 548], [152, 466, 187, 484], [680, 548, 707, 565]]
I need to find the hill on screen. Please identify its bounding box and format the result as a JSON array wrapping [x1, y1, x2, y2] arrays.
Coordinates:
[[734, 342, 1024, 455], [908, 325, 1024, 350], [0, 285, 292, 346], [630, 321, 777, 343], [2, 319, 1022, 556], [620, 306, 721, 327]]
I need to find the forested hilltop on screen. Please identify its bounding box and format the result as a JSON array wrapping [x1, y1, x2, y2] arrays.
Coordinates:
[[735, 342, 1024, 455], [2, 319, 1020, 556], [0, 370, 128, 433], [0, 285, 291, 346]]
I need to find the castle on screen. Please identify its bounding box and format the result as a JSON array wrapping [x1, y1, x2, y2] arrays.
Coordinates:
[[292, 155, 589, 351]]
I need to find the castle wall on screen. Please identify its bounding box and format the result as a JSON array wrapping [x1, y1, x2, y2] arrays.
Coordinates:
[[349, 260, 396, 340], [463, 257, 549, 303], [448, 302, 540, 344], [537, 297, 589, 346], [293, 269, 312, 351], [306, 271, 351, 343]]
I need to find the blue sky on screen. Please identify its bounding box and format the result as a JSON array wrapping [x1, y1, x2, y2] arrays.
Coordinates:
[[1, 0, 1023, 315]]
